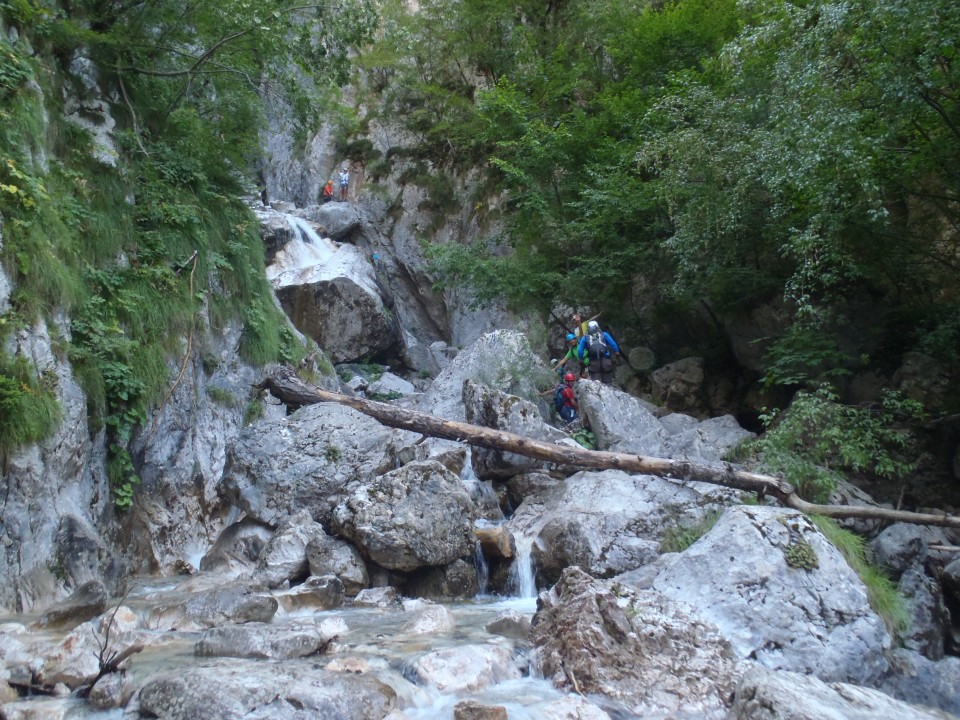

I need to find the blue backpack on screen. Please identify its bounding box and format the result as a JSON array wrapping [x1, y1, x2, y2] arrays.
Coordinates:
[[553, 386, 567, 411]]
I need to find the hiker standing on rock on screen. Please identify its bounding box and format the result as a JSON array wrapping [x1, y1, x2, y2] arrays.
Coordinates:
[[578, 320, 621, 384], [338, 165, 350, 201]]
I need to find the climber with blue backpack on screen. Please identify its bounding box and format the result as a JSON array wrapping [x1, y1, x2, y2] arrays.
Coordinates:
[[577, 320, 621, 384], [542, 372, 579, 422]]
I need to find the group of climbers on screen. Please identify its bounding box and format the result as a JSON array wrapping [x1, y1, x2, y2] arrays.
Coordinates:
[[544, 311, 622, 426], [554, 312, 621, 385]]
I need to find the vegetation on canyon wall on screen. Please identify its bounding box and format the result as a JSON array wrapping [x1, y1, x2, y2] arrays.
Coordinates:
[[0, 0, 374, 500], [1, 0, 958, 511], [356, 0, 959, 503]]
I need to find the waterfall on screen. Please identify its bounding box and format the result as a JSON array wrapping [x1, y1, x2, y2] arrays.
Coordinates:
[[509, 535, 537, 599], [473, 540, 489, 596]]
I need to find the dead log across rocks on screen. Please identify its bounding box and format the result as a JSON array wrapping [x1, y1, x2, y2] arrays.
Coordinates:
[[255, 371, 960, 531]]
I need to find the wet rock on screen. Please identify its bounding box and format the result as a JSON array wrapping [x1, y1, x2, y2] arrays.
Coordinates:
[[485, 609, 531, 639], [282, 575, 347, 613], [89, 671, 132, 709], [531, 567, 738, 719], [352, 587, 399, 608], [305, 532, 369, 596], [332, 460, 477, 572], [0, 698, 74, 720], [404, 559, 479, 601], [133, 661, 396, 720], [400, 599, 456, 635], [35, 581, 107, 631], [199, 517, 274, 574], [652, 506, 890, 686], [195, 617, 346, 660], [732, 664, 953, 720], [255, 511, 325, 588], [409, 644, 521, 693], [454, 700, 507, 720], [148, 581, 278, 631]]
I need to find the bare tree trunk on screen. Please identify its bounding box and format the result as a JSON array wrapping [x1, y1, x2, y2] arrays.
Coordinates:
[[255, 372, 960, 530]]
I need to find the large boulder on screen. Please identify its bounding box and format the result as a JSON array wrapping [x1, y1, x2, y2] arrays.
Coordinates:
[[651, 505, 891, 686], [531, 567, 739, 719], [266, 214, 399, 362], [331, 460, 478, 572], [462, 380, 569, 479], [147, 580, 278, 632], [506, 469, 738, 586], [576, 381, 754, 460], [254, 511, 326, 588], [306, 532, 370, 596], [221, 402, 414, 527], [418, 330, 549, 424]]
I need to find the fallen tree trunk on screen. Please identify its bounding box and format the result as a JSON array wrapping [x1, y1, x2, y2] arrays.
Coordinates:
[[255, 371, 960, 530]]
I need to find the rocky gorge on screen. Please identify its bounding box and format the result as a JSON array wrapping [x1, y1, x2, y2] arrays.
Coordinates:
[[3, 193, 960, 718], [2, 5, 960, 715]]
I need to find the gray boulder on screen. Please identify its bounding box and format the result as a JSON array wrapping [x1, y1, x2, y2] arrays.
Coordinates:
[[332, 460, 477, 572], [266, 214, 399, 362], [222, 402, 413, 527], [652, 506, 891, 686], [254, 511, 326, 588], [463, 380, 568, 479], [195, 617, 346, 660], [306, 532, 369, 596], [506, 469, 737, 585], [147, 581, 278, 631], [274, 575, 346, 613], [880, 648, 960, 716], [531, 567, 739, 719], [133, 661, 396, 720], [898, 564, 951, 659], [199, 517, 274, 574], [649, 356, 705, 416], [731, 665, 955, 720], [36, 580, 107, 630]]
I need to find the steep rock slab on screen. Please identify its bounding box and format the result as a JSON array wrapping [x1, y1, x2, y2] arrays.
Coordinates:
[[652, 505, 891, 686], [132, 661, 396, 720], [418, 330, 547, 423], [506, 469, 738, 584], [222, 402, 412, 527], [530, 567, 739, 719], [266, 214, 399, 362], [331, 460, 478, 572], [0, 317, 118, 612]]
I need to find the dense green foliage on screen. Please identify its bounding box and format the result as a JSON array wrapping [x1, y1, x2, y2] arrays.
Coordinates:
[[356, 0, 959, 505], [0, 0, 373, 503], [362, 0, 959, 394], [749, 385, 925, 502]]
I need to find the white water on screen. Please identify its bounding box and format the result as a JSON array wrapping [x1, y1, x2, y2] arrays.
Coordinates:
[[509, 534, 538, 599], [265, 214, 380, 298]]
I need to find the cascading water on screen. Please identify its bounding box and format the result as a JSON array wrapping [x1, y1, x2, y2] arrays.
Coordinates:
[[508, 534, 538, 599], [473, 540, 489, 596]]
